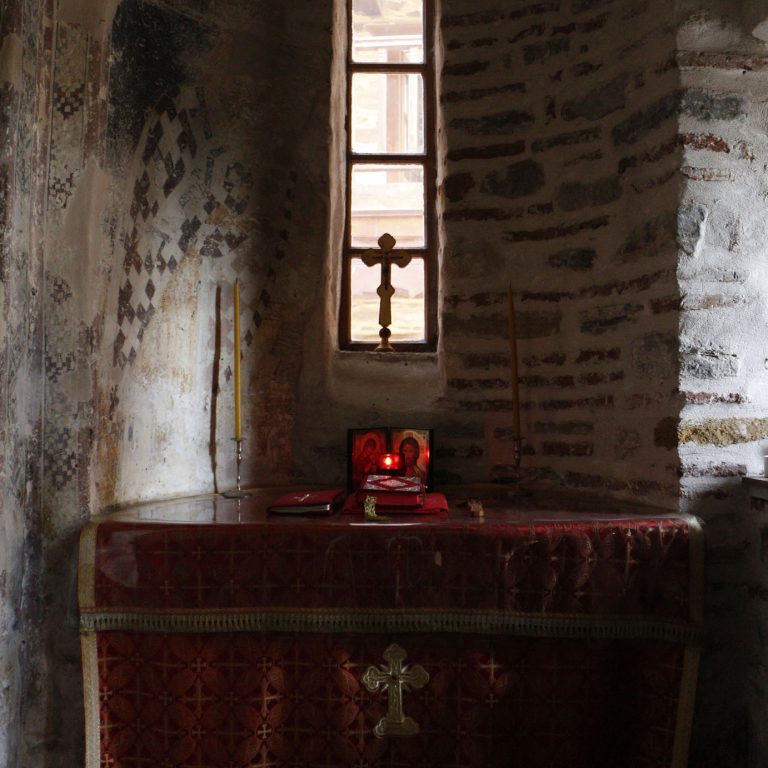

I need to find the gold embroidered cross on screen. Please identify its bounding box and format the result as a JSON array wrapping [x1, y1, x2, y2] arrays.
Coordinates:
[[361, 233, 411, 351], [361, 643, 429, 737]]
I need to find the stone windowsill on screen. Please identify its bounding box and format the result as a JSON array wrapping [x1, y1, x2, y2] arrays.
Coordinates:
[[743, 475, 768, 501]]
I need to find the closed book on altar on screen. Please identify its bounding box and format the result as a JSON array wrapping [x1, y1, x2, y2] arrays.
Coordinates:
[[355, 474, 425, 508], [267, 489, 345, 515]]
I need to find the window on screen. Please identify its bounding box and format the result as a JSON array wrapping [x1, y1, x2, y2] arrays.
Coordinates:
[[340, 0, 437, 351]]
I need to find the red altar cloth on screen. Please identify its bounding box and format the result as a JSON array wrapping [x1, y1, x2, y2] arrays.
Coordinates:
[[79, 490, 703, 768]]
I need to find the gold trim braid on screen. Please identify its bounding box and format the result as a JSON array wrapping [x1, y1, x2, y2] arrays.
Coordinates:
[[79, 607, 701, 643], [77, 524, 97, 611], [672, 645, 701, 767], [81, 633, 100, 768]]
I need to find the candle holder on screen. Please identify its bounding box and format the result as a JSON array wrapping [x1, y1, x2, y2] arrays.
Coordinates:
[[222, 438, 251, 498], [513, 437, 523, 469]]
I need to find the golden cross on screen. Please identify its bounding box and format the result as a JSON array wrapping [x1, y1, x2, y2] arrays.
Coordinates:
[[361, 643, 429, 737], [361, 233, 411, 351]]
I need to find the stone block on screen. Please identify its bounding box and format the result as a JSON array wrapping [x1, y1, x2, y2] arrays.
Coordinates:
[[532, 126, 601, 153], [679, 417, 768, 446], [504, 215, 609, 242], [579, 302, 643, 334], [443, 60, 490, 77], [443, 312, 506, 338], [480, 158, 545, 198], [534, 420, 594, 435], [680, 346, 739, 379], [654, 416, 678, 449], [576, 347, 621, 364], [519, 309, 562, 338], [613, 212, 676, 262], [677, 203, 707, 255], [680, 89, 745, 122], [612, 91, 680, 146], [679, 133, 730, 152], [523, 36, 570, 64], [562, 75, 627, 122], [556, 175, 621, 211], [444, 172, 475, 202], [447, 141, 525, 161], [541, 441, 594, 456], [615, 428, 640, 459], [629, 334, 677, 378], [449, 110, 534, 135]]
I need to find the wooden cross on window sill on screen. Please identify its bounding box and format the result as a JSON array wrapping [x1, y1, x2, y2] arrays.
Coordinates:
[[361, 232, 411, 352]]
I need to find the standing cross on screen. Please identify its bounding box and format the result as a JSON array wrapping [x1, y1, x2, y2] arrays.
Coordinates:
[[361, 233, 411, 351], [361, 643, 429, 737]]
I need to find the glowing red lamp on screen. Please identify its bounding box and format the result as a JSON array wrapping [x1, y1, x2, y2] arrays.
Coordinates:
[[377, 452, 402, 473]]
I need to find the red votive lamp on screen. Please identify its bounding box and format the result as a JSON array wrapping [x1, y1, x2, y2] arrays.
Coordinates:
[[377, 452, 402, 475]]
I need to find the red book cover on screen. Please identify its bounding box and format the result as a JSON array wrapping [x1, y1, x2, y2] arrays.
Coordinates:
[[267, 489, 345, 515], [355, 474, 425, 508]]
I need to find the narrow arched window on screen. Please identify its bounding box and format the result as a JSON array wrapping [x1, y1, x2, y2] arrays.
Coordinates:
[[340, 0, 437, 351]]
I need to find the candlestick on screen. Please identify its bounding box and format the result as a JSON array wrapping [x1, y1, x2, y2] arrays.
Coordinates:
[[508, 286, 521, 437], [233, 280, 242, 440]]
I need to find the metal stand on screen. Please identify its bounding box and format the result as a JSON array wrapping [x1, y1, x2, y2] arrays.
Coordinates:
[[222, 438, 250, 498], [513, 437, 522, 469]]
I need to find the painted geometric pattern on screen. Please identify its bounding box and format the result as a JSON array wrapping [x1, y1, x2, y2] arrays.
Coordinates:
[[95, 631, 685, 768], [44, 268, 81, 491], [47, 22, 87, 211], [114, 88, 254, 368], [43, 21, 90, 494]]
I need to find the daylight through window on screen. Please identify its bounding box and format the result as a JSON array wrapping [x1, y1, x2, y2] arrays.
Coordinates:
[[341, 0, 436, 350]]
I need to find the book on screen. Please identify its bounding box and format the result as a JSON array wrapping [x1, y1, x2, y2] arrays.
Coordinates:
[[267, 489, 345, 515], [355, 474, 425, 508]]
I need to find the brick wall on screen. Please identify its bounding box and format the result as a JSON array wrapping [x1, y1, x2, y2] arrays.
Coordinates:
[[433, 0, 682, 502]]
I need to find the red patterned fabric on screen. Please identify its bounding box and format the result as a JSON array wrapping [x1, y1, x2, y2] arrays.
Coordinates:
[[88, 509, 693, 619], [96, 632, 684, 768], [80, 496, 701, 768]]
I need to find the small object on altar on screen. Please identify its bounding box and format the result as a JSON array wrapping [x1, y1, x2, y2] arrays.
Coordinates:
[[468, 497, 484, 518], [363, 495, 389, 522], [356, 474, 425, 508], [267, 488, 345, 515], [342, 491, 448, 516]]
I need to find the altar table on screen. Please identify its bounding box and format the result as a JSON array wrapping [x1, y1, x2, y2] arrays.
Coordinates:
[[78, 490, 703, 768]]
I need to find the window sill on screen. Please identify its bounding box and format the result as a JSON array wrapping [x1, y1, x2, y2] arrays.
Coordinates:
[[743, 475, 768, 501], [330, 349, 442, 411]]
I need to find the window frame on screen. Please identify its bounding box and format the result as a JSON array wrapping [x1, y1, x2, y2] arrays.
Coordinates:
[[339, 0, 438, 352]]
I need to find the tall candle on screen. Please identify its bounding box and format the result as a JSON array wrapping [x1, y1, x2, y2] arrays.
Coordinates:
[[508, 285, 521, 440], [233, 280, 242, 440]]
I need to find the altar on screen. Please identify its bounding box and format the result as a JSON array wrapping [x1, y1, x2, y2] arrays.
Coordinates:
[[78, 490, 703, 768]]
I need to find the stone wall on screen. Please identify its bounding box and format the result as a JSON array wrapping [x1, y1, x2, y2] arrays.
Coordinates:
[[676, 9, 768, 766]]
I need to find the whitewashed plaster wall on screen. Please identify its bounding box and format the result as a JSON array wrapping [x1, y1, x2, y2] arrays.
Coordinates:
[[675, 5, 768, 766]]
